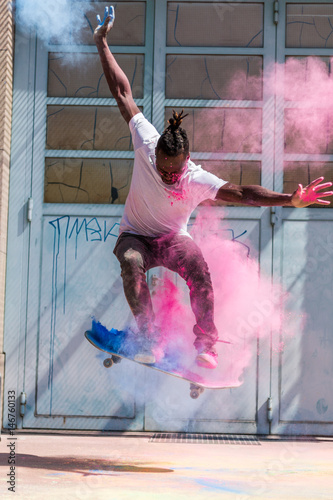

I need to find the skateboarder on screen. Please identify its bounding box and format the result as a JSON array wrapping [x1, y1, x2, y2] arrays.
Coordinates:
[[94, 7, 333, 368]]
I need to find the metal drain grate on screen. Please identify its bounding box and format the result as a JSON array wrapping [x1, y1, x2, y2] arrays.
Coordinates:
[[149, 433, 261, 445]]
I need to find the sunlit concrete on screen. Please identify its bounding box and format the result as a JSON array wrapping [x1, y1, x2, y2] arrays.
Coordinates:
[[0, 432, 332, 499]]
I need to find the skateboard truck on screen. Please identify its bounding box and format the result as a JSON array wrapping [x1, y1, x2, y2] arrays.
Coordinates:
[[189, 383, 205, 399]]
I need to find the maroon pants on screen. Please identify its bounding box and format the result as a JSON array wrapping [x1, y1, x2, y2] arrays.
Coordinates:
[[113, 232, 218, 351]]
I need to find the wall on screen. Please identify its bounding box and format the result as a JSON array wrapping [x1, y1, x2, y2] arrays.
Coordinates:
[[0, 0, 13, 429]]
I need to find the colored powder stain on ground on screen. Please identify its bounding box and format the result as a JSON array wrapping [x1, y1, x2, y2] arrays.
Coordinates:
[[88, 465, 173, 474], [195, 477, 245, 494]]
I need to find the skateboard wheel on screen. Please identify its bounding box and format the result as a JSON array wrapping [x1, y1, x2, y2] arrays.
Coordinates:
[[190, 389, 200, 399], [103, 358, 113, 368], [112, 355, 121, 364]]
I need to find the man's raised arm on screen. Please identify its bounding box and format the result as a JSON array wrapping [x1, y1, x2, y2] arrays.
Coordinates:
[[216, 177, 333, 207], [94, 6, 140, 123]]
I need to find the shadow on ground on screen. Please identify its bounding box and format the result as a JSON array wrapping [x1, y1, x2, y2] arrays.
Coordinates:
[[0, 454, 173, 476]]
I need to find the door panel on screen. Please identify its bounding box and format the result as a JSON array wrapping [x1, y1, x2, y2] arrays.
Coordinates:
[[36, 215, 134, 417], [280, 220, 333, 423], [272, 212, 333, 435], [271, 0, 333, 435], [144, 209, 273, 433], [145, 218, 262, 433], [147, 0, 275, 434], [6, 0, 155, 431], [23, 211, 146, 428]]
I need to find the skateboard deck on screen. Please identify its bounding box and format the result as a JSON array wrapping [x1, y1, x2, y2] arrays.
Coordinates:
[[85, 320, 242, 399]]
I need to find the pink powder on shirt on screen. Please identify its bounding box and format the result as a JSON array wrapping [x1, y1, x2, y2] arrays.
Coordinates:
[[165, 188, 189, 206]]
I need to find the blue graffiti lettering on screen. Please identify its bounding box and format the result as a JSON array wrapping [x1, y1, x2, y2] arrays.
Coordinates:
[[104, 221, 121, 242], [87, 217, 102, 242], [49, 216, 120, 259]]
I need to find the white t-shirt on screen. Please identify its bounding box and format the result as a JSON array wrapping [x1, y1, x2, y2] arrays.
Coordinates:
[[119, 113, 227, 237]]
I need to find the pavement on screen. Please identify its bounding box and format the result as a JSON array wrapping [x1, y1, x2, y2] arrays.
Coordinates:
[[0, 431, 332, 499]]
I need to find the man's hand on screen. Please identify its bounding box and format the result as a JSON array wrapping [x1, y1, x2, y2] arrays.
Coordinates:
[[94, 6, 115, 41], [291, 177, 333, 207]]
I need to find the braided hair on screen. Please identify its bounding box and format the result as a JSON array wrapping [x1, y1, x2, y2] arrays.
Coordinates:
[[156, 109, 189, 157]]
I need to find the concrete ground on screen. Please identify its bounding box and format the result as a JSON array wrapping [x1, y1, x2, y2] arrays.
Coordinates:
[[0, 432, 332, 499]]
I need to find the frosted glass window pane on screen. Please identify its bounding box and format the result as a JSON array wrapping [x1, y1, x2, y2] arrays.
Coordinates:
[[284, 163, 333, 208], [167, 2, 263, 47], [284, 109, 333, 155], [48, 53, 144, 98], [50, 2, 146, 46], [202, 160, 261, 185], [200, 160, 261, 206], [165, 107, 262, 153], [44, 158, 133, 204], [286, 4, 333, 48], [46, 106, 133, 151], [284, 57, 333, 101], [166, 55, 262, 100]]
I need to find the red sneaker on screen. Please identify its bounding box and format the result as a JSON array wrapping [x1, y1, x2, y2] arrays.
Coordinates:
[[196, 350, 218, 369]]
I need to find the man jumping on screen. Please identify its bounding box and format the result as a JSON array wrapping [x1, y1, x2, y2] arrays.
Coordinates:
[[94, 7, 333, 369]]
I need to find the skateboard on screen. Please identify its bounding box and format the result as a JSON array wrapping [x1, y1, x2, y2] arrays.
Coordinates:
[[85, 319, 242, 399]]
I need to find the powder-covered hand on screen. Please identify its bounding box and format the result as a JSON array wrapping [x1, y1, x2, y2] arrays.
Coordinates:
[[94, 6, 115, 40], [291, 177, 333, 207]]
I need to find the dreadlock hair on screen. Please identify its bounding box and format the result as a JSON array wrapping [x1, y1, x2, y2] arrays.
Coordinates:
[[156, 109, 189, 157]]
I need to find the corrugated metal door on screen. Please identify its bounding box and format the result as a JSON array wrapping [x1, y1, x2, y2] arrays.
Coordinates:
[[5, 1, 332, 435]]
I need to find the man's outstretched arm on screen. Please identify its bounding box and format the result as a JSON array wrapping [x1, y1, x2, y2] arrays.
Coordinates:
[[216, 177, 333, 207], [94, 6, 140, 123]]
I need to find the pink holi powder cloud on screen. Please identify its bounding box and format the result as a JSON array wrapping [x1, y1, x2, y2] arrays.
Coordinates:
[[191, 210, 292, 345], [274, 58, 333, 156], [281, 57, 333, 104], [151, 209, 298, 383], [152, 273, 195, 363], [212, 57, 333, 160]]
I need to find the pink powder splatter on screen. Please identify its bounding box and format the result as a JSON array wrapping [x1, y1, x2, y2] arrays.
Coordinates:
[[165, 188, 189, 206], [165, 188, 188, 205], [151, 209, 297, 385]]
